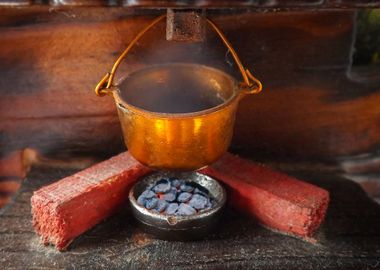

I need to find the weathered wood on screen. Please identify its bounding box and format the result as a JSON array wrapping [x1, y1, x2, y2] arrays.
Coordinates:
[[1, 164, 380, 269], [2, 0, 380, 8], [0, 150, 31, 207], [0, 0, 31, 6], [337, 151, 380, 199], [1, 117, 124, 158], [0, 149, 100, 208], [0, 150, 29, 178], [340, 152, 380, 174], [49, 0, 110, 6], [343, 173, 380, 198]]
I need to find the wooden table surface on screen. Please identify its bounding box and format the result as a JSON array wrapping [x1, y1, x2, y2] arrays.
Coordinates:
[[1, 166, 380, 270]]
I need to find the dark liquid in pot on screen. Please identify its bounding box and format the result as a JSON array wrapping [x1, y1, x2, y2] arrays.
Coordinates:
[[118, 66, 231, 114], [120, 80, 225, 114]]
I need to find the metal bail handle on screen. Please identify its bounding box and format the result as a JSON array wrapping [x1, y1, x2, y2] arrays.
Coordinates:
[[95, 15, 263, 97]]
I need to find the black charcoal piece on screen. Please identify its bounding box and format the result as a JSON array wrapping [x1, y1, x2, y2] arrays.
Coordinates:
[[137, 195, 147, 206], [166, 203, 179, 215], [188, 194, 208, 210], [163, 190, 177, 202], [141, 190, 156, 199], [139, 177, 215, 216], [171, 178, 185, 188], [153, 179, 171, 193], [177, 203, 196, 216], [155, 199, 168, 213], [177, 192, 192, 203], [180, 183, 194, 192], [145, 198, 159, 209]]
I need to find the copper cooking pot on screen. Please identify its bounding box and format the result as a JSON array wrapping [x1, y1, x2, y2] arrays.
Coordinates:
[[95, 15, 262, 171]]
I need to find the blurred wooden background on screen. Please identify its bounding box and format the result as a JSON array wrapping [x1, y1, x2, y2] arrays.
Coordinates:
[[1, 1, 380, 207]]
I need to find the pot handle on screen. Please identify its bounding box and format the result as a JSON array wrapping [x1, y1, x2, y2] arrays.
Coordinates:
[[95, 15, 166, 97], [95, 15, 262, 97], [206, 19, 262, 95]]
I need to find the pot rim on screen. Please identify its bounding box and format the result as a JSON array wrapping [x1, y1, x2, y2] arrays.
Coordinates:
[[112, 63, 241, 119]]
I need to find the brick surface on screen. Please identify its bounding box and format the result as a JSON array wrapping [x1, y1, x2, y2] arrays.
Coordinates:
[[201, 153, 330, 239], [31, 152, 151, 250]]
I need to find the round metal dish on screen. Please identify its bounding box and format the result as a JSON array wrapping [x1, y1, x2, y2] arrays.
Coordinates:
[[129, 171, 226, 240]]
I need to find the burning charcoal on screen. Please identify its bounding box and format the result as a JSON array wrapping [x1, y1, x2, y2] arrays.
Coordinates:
[[140, 177, 215, 216], [141, 190, 156, 199], [188, 194, 208, 210], [170, 178, 184, 189], [180, 183, 194, 193], [163, 189, 177, 202], [137, 194, 147, 206], [145, 198, 159, 210], [155, 199, 168, 213], [153, 179, 171, 193], [177, 192, 192, 203], [166, 203, 179, 215], [177, 203, 196, 216]]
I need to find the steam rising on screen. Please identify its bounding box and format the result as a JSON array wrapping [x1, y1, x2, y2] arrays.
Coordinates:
[[116, 23, 237, 114]]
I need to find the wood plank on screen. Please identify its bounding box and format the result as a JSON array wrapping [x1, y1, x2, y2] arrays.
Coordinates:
[[1, 0, 380, 8], [1, 165, 380, 269], [0, 116, 124, 158], [50, 0, 110, 6], [0, 0, 31, 6]]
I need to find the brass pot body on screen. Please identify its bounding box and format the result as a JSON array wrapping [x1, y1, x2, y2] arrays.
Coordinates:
[[112, 63, 245, 171]]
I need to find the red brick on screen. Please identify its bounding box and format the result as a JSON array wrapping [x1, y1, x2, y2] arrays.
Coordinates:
[[31, 152, 151, 250], [200, 153, 329, 239]]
